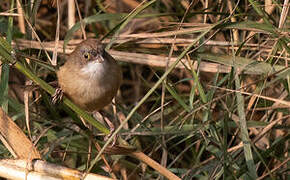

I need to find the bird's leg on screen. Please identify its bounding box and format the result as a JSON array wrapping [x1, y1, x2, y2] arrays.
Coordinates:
[[103, 116, 118, 146], [52, 87, 63, 104], [93, 111, 117, 146], [79, 116, 91, 129], [52, 88, 93, 129], [103, 116, 115, 135]]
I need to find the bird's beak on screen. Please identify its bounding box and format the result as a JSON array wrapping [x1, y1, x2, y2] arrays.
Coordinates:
[[93, 54, 105, 63]]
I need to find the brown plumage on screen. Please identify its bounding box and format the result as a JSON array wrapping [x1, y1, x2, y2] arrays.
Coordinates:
[[57, 39, 122, 112]]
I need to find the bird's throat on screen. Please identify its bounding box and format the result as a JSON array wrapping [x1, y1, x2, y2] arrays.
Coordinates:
[[80, 61, 105, 79]]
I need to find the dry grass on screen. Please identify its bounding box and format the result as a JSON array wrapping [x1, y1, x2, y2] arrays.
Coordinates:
[[0, 0, 289, 179]]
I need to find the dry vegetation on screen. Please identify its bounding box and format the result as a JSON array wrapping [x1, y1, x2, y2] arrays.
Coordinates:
[[0, 0, 289, 179]]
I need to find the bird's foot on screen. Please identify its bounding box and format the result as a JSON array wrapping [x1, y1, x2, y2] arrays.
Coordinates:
[[52, 87, 63, 104], [104, 132, 118, 147], [103, 119, 118, 147], [94, 112, 118, 147], [79, 116, 91, 129]]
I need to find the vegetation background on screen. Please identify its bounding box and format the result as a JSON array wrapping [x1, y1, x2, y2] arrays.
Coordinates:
[[0, 0, 289, 179]]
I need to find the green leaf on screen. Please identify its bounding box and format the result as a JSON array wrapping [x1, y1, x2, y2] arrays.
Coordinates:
[[166, 82, 190, 112], [234, 65, 257, 179], [197, 53, 285, 75], [64, 13, 127, 51], [0, 0, 14, 112]]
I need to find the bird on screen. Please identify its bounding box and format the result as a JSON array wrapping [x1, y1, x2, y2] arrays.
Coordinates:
[[56, 39, 122, 113]]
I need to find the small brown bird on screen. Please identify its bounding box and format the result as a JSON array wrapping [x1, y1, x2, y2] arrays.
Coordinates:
[[57, 39, 122, 112]]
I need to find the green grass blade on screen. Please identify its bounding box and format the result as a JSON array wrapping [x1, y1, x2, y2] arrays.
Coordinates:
[[235, 71, 257, 179], [64, 13, 127, 51], [0, 0, 14, 112], [106, 0, 157, 50], [197, 53, 285, 75], [165, 82, 190, 112]]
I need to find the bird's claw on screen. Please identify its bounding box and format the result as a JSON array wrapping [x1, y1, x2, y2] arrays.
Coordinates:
[[104, 127, 118, 147], [52, 88, 63, 104], [102, 116, 118, 147]]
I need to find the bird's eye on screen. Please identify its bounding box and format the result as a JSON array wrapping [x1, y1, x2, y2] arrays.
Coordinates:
[[83, 52, 90, 60]]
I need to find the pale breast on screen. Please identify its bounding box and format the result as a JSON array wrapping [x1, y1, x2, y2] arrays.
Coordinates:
[[80, 61, 106, 81], [57, 59, 121, 112]]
